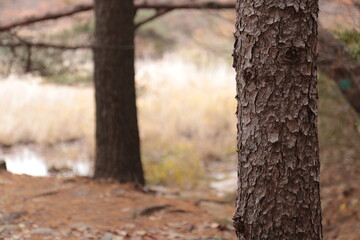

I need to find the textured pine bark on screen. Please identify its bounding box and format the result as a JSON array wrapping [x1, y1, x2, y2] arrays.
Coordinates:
[[93, 0, 145, 185], [233, 1, 322, 239]]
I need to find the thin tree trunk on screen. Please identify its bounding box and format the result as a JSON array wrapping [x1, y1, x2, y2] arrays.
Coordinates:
[[93, 0, 144, 185], [233, 1, 323, 239]]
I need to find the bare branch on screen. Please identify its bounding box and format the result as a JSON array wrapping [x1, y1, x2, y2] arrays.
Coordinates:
[[135, 9, 173, 29], [0, 1, 235, 31], [136, 1, 235, 9], [1, 31, 136, 50], [0, 3, 93, 31], [25, 45, 32, 72], [0, 38, 135, 51], [6, 46, 16, 76], [0, 40, 91, 50]]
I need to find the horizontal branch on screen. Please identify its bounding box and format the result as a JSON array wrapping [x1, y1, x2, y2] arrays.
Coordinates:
[[135, 9, 174, 29], [0, 31, 135, 50], [137, 1, 235, 9], [0, 1, 235, 31], [0, 41, 91, 50], [0, 3, 93, 31]]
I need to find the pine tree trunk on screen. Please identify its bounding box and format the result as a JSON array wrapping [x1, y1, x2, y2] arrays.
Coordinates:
[[233, 1, 322, 239], [93, 0, 144, 185]]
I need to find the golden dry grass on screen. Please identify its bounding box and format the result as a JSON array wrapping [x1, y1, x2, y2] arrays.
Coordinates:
[[0, 55, 237, 187], [0, 75, 95, 146], [0, 55, 359, 188]]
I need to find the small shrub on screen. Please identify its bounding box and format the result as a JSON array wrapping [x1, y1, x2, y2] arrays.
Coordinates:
[[334, 28, 360, 59]]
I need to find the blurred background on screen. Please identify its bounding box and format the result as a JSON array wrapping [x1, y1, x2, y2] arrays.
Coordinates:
[[0, 0, 359, 239]]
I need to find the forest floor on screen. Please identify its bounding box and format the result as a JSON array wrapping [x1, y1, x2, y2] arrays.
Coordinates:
[[0, 171, 235, 240], [0, 168, 359, 240]]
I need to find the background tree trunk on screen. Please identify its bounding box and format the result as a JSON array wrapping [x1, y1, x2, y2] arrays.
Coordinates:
[[233, 1, 322, 239], [93, 0, 145, 185]]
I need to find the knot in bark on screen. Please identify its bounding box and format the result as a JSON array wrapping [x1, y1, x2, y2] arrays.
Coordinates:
[[283, 46, 306, 64]]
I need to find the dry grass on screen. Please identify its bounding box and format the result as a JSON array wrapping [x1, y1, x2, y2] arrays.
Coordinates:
[[137, 55, 236, 143], [137, 55, 237, 187], [0, 55, 237, 188], [0, 75, 95, 146], [0, 55, 359, 188]]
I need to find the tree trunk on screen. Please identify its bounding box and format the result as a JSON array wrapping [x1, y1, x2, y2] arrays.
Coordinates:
[[233, 1, 322, 239], [93, 0, 145, 185]]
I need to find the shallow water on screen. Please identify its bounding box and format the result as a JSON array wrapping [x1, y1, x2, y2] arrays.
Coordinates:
[[1, 147, 92, 177], [5, 148, 48, 176], [1, 146, 236, 196]]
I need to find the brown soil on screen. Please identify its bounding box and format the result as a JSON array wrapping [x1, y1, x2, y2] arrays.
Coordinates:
[[0, 172, 235, 240], [0, 169, 359, 240]]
